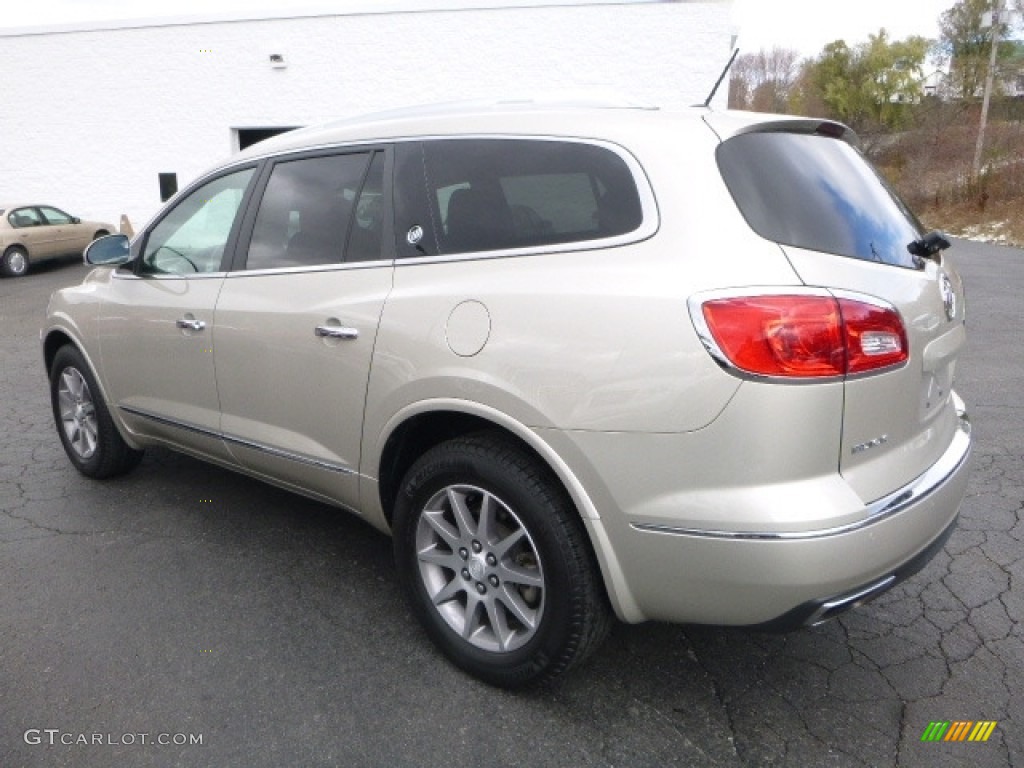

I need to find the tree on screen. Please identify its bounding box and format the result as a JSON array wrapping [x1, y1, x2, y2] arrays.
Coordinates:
[[938, 0, 1013, 99], [728, 48, 801, 112], [728, 54, 754, 109], [803, 30, 928, 134]]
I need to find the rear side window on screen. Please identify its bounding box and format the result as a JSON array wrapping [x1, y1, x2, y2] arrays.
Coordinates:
[[717, 132, 923, 268], [9, 208, 43, 228], [395, 139, 643, 257]]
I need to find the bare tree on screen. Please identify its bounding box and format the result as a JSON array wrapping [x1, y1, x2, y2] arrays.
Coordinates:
[[728, 47, 801, 112], [728, 54, 755, 109]]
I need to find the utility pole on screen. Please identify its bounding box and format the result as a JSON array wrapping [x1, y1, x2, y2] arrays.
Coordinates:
[[973, 0, 1004, 177]]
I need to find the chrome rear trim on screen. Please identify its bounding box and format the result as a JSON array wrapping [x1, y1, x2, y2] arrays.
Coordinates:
[[632, 404, 971, 542], [805, 576, 895, 626]]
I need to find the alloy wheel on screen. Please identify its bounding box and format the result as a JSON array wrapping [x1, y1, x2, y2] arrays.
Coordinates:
[[57, 367, 99, 459], [414, 484, 546, 653]]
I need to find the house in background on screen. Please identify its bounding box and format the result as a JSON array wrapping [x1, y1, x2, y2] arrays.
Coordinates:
[[1004, 40, 1024, 96], [932, 37, 1024, 100]]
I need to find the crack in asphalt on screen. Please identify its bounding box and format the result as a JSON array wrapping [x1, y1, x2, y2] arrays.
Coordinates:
[[683, 637, 742, 763]]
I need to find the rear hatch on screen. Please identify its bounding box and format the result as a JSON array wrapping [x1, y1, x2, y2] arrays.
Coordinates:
[[709, 115, 967, 503]]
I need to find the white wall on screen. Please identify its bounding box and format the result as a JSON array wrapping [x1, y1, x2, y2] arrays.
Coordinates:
[[0, 2, 732, 230]]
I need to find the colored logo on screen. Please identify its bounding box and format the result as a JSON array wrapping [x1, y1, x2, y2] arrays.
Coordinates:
[[921, 721, 997, 742]]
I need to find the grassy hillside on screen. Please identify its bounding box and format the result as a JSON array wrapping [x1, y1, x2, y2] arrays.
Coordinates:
[[870, 101, 1024, 246]]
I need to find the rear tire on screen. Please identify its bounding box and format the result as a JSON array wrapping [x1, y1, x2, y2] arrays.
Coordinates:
[[1, 246, 29, 277], [49, 345, 143, 478], [393, 432, 611, 687]]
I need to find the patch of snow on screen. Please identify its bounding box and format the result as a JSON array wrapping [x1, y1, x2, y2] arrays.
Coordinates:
[[956, 221, 1010, 244]]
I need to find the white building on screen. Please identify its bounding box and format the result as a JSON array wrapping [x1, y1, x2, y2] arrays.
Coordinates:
[[0, 1, 734, 230]]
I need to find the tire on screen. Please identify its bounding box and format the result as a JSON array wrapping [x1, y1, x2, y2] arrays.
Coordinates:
[[1, 246, 29, 277], [49, 345, 143, 478], [92, 230, 109, 241], [393, 432, 611, 688]]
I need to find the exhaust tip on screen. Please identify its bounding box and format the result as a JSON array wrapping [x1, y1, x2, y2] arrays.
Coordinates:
[[806, 575, 897, 627]]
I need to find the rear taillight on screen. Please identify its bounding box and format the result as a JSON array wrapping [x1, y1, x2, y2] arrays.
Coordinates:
[[836, 298, 908, 374], [695, 293, 908, 379]]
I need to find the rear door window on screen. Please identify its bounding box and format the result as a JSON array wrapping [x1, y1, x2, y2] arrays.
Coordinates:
[[717, 132, 923, 268], [9, 208, 43, 228], [395, 139, 644, 257], [244, 151, 384, 270]]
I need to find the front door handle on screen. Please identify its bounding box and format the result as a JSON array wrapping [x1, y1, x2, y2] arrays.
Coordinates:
[[314, 325, 359, 340], [176, 318, 207, 331]]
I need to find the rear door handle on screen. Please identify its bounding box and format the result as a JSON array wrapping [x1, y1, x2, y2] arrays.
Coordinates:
[[176, 318, 206, 331], [315, 325, 359, 340]]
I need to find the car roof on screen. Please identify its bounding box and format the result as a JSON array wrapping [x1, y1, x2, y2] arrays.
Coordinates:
[[234, 98, 671, 161], [229, 99, 852, 163], [198, 101, 852, 193], [0, 203, 68, 211]]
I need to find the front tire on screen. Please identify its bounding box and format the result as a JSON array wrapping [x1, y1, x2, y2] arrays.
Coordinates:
[[393, 433, 611, 688], [1, 246, 29, 277], [49, 345, 143, 478]]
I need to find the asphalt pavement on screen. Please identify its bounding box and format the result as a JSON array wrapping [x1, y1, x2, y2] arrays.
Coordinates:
[[1, 240, 1021, 767]]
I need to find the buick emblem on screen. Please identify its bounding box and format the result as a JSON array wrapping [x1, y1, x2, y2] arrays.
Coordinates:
[[939, 273, 956, 321]]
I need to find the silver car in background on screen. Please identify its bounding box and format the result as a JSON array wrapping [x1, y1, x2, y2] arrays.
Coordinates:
[[42, 101, 971, 687]]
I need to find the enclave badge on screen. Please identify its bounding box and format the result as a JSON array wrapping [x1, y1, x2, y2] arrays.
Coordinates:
[[939, 272, 956, 321]]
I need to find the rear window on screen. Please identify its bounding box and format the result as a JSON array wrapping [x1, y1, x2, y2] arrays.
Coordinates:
[[394, 139, 643, 257], [717, 132, 923, 269]]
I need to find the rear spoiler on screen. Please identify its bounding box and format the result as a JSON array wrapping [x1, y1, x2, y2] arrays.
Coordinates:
[[702, 112, 858, 147]]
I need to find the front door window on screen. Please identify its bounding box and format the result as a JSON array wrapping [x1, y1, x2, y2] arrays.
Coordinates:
[[141, 167, 255, 275], [38, 206, 73, 225]]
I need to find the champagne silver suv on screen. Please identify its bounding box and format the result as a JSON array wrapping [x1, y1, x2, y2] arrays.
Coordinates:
[[43, 100, 972, 687]]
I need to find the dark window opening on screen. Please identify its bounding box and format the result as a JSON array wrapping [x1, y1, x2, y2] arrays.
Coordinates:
[[158, 173, 178, 202], [237, 127, 302, 151]]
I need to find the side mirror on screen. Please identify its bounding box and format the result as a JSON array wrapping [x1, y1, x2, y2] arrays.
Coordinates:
[[71, 216, 81, 224], [85, 234, 132, 266]]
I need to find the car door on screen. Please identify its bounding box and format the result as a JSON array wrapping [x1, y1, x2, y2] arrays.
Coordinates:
[[9, 207, 54, 259], [95, 165, 258, 463], [213, 149, 392, 510], [37, 206, 79, 255]]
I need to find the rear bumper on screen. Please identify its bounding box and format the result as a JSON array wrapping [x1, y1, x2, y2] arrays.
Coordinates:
[[752, 510, 958, 630], [579, 401, 972, 625]]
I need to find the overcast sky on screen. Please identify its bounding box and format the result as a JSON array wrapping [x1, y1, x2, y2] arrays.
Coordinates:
[[732, 0, 956, 57], [0, 0, 974, 58]]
